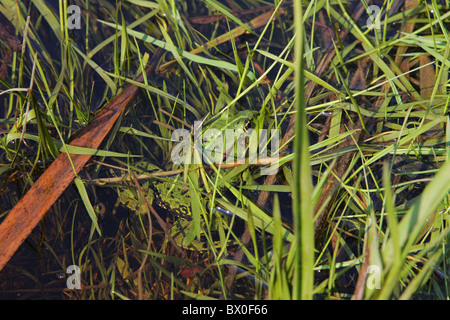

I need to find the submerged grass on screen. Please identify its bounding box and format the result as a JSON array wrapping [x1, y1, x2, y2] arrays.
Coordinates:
[[0, 0, 449, 300]]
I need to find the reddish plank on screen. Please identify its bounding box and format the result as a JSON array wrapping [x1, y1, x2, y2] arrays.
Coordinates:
[[0, 52, 161, 271]]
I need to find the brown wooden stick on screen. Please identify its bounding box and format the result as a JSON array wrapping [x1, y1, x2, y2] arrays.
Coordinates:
[[351, 234, 371, 300], [0, 49, 163, 272]]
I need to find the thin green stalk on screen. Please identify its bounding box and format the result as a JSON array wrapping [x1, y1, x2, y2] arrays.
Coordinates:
[[292, 0, 314, 300]]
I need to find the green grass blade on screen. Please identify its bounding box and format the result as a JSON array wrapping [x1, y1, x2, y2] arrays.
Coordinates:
[[292, 0, 314, 300], [74, 177, 102, 236]]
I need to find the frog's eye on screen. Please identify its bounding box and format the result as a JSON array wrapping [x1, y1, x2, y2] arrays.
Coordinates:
[[179, 206, 191, 215]]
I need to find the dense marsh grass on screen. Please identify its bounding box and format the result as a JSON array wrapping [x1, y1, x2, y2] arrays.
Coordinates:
[[0, 0, 449, 300]]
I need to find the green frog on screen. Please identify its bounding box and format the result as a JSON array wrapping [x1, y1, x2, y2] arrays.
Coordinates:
[[204, 109, 255, 132], [201, 109, 256, 143], [117, 178, 195, 219], [116, 109, 258, 250], [116, 173, 234, 251], [199, 109, 257, 164]]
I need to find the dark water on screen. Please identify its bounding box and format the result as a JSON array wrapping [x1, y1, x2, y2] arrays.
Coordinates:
[[1, 0, 446, 299]]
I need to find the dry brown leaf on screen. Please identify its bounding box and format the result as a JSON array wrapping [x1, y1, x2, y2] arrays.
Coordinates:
[[419, 54, 436, 100]]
